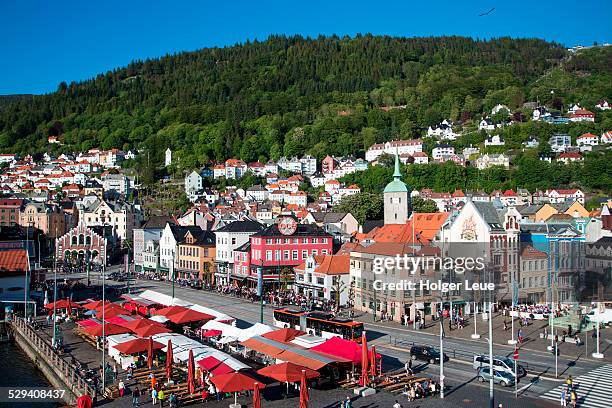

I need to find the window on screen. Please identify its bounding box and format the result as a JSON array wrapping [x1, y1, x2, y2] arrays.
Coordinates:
[[302, 250, 308, 259], [302, 238, 308, 244], [292, 250, 298, 260], [321, 249, 328, 255], [283, 250, 290, 260], [316, 277, 324, 285], [284, 238, 290, 244], [312, 238, 318, 244], [322, 238, 328, 244], [266, 239, 272, 245], [266, 250, 272, 261], [275, 250, 281, 260], [231, 238, 236, 245], [312, 250, 318, 256]]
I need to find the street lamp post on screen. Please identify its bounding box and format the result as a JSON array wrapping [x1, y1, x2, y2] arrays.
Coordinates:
[[439, 301, 444, 399], [102, 262, 106, 393], [471, 300, 480, 339], [171, 250, 175, 299], [52, 237, 58, 347], [488, 267, 494, 408]]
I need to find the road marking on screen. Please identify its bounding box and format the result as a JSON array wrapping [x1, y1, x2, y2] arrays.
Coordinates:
[[540, 364, 612, 408]]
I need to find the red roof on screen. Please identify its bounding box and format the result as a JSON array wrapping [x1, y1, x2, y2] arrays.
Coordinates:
[[558, 152, 582, 159], [197, 356, 235, 376], [262, 328, 305, 343], [503, 189, 517, 197], [577, 133, 598, 139]]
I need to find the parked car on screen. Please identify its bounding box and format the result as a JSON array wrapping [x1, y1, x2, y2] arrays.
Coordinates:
[[477, 367, 516, 387], [473, 355, 525, 377], [409, 345, 449, 364]]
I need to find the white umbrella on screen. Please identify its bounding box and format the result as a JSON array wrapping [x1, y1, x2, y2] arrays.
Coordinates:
[[43, 291, 49, 306]]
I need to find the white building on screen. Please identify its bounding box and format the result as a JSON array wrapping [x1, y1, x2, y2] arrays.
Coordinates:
[[245, 185, 269, 202], [549, 134, 571, 153], [427, 120, 459, 140], [432, 144, 455, 160], [576, 133, 599, 147], [293, 254, 351, 306], [214, 220, 264, 284], [300, 155, 317, 175], [165, 148, 172, 167], [475, 154, 510, 170], [595, 100, 610, 110], [365, 139, 423, 162], [79, 198, 140, 240], [484, 135, 505, 147], [101, 173, 131, 196]]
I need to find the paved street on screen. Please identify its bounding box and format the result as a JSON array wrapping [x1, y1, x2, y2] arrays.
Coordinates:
[[56, 269, 611, 407]]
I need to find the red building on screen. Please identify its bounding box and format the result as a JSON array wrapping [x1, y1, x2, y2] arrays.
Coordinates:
[[56, 224, 109, 266], [233, 217, 333, 287]]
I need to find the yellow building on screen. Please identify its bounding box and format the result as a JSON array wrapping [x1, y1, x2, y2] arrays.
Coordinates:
[[176, 229, 216, 283]]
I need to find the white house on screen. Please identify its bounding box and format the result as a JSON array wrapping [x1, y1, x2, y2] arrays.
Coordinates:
[[300, 155, 317, 175], [568, 103, 582, 114], [522, 136, 540, 149], [475, 154, 510, 170], [412, 152, 429, 164], [549, 134, 571, 153], [576, 133, 599, 147], [479, 118, 498, 131], [491, 104, 510, 115], [185, 171, 203, 193], [293, 254, 351, 307], [601, 131, 612, 144], [546, 189, 585, 204], [245, 185, 269, 202], [484, 135, 505, 147], [595, 100, 610, 110], [214, 220, 264, 284], [427, 120, 459, 140], [432, 144, 455, 160]]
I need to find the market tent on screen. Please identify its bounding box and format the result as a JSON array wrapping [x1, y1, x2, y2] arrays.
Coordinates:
[[84, 323, 131, 337], [202, 329, 222, 338], [210, 372, 265, 393], [238, 323, 274, 341], [82, 300, 109, 310], [241, 336, 350, 371], [138, 290, 192, 307], [257, 362, 320, 383], [200, 320, 241, 339], [166, 308, 213, 325], [95, 303, 129, 318], [310, 336, 373, 364], [149, 315, 170, 324], [115, 338, 165, 355], [262, 328, 305, 343], [76, 318, 100, 328], [197, 356, 235, 376], [132, 323, 171, 337], [45, 298, 81, 310]]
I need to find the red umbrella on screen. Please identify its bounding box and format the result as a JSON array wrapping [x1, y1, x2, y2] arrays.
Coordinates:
[[210, 372, 265, 393], [262, 328, 305, 343], [67, 298, 73, 317], [166, 339, 173, 381], [257, 362, 320, 383], [187, 349, 196, 395], [370, 345, 377, 377], [114, 338, 164, 355], [197, 356, 235, 376], [76, 394, 92, 408], [83, 300, 109, 310], [132, 323, 171, 337], [202, 329, 222, 337], [361, 331, 369, 387], [299, 369, 309, 408], [147, 336, 154, 370], [84, 323, 130, 337], [253, 382, 262, 408]]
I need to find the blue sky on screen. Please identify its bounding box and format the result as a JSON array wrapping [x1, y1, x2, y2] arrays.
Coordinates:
[[1, 0, 610, 95]]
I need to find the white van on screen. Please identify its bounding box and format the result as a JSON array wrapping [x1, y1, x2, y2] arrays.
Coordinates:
[[586, 308, 612, 325], [473, 355, 525, 377]]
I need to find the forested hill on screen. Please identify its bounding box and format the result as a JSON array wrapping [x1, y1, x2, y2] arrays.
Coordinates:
[[0, 35, 608, 172]]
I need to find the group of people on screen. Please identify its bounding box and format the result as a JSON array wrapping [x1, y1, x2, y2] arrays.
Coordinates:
[[560, 375, 578, 407], [401, 379, 440, 401]]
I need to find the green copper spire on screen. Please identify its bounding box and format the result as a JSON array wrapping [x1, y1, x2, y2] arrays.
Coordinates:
[[393, 151, 401, 178], [384, 150, 409, 193]]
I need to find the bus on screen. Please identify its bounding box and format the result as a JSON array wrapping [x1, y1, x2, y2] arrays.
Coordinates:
[[272, 308, 364, 342]]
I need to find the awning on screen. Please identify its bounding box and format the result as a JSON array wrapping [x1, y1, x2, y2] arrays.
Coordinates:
[[197, 356, 235, 375], [202, 329, 222, 338], [115, 338, 165, 355]]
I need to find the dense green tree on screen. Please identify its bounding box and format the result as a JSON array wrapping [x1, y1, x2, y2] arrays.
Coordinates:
[[333, 192, 384, 223], [411, 196, 439, 213]]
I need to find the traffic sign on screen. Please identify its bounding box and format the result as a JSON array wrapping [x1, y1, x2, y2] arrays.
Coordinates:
[[513, 348, 519, 360]]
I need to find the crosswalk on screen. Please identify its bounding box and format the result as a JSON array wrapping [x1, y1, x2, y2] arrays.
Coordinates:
[[540, 364, 612, 408]]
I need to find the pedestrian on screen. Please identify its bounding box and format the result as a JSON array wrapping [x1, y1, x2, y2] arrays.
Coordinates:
[[157, 389, 165, 408], [518, 329, 524, 344], [570, 390, 577, 408], [392, 399, 403, 408], [448, 318, 452, 331], [132, 387, 140, 407], [504, 320, 508, 331], [343, 396, 352, 408], [118, 379, 125, 397], [113, 364, 118, 379], [151, 387, 158, 405], [566, 375, 573, 390], [560, 388, 567, 407]]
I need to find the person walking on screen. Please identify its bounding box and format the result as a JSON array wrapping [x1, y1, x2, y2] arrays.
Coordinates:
[[118, 379, 125, 397], [393, 400, 403, 408], [560, 388, 567, 407], [570, 389, 577, 408], [132, 387, 141, 407], [157, 389, 165, 408], [151, 387, 158, 406]]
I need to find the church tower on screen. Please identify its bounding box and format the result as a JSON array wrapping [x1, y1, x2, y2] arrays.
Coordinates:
[[383, 153, 411, 224]]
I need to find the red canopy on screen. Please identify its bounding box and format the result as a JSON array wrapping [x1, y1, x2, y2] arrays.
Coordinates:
[[262, 328, 305, 343], [197, 356, 235, 376], [76, 318, 99, 328], [257, 362, 320, 383], [155, 306, 213, 324], [311, 336, 372, 364], [166, 339, 173, 381], [82, 300, 109, 310], [187, 349, 196, 395], [115, 338, 164, 355], [210, 372, 266, 393], [299, 369, 309, 408], [96, 303, 129, 318], [202, 329, 222, 338], [370, 345, 377, 377], [45, 298, 81, 310], [132, 323, 171, 338], [84, 323, 130, 337]]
